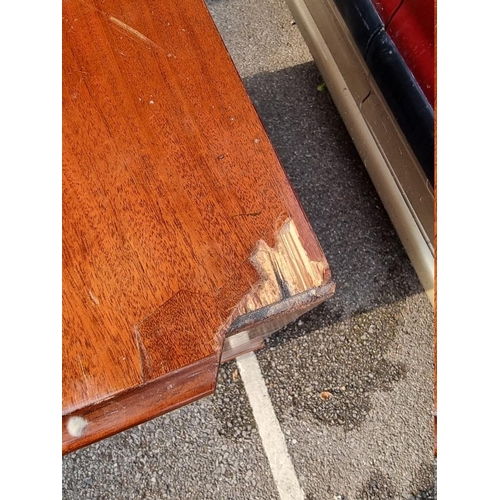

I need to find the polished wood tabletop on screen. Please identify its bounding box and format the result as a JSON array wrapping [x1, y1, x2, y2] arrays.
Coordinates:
[[63, 0, 334, 454]]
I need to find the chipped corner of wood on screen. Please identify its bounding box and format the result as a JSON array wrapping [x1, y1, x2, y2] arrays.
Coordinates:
[[236, 218, 331, 316]]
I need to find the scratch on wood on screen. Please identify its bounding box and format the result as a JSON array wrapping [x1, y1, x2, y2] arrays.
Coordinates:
[[78, 355, 89, 389], [108, 16, 160, 48], [187, 370, 203, 379], [134, 324, 152, 380], [231, 211, 262, 218], [88, 289, 100, 305]]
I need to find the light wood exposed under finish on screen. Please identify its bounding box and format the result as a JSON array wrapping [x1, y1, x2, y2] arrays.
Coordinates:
[[62, 0, 335, 454]]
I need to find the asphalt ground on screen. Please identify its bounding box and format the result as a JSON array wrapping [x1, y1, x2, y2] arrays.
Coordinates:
[[62, 0, 436, 498]]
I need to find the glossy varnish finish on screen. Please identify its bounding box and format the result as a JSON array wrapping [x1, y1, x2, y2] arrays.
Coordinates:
[[63, 0, 333, 453]]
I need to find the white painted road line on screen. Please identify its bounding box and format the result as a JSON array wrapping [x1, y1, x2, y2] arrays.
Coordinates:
[[234, 344, 305, 500]]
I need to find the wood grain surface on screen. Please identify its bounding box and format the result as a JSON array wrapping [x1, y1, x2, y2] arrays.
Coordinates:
[[63, 0, 334, 454]]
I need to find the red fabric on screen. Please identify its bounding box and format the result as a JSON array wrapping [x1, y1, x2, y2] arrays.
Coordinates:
[[386, 0, 435, 106], [373, 0, 435, 107]]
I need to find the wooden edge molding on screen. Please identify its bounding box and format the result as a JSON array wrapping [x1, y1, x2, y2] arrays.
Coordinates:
[[62, 355, 218, 455]]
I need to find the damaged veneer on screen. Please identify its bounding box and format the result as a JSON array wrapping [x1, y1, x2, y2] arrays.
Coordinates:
[[222, 219, 335, 361], [63, 218, 334, 454], [233, 219, 330, 314]]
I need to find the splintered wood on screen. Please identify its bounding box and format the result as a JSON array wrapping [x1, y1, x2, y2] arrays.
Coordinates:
[[236, 219, 329, 314]]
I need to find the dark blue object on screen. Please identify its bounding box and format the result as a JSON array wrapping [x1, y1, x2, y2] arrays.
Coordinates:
[[334, 0, 384, 57]]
